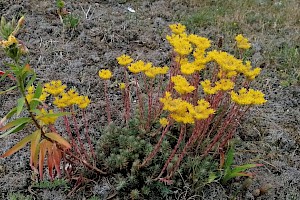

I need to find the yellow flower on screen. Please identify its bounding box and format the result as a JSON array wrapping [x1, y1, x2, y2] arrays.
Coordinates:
[[200, 79, 218, 95], [169, 23, 186, 35], [26, 85, 49, 102], [230, 88, 267, 105], [38, 109, 58, 125], [117, 54, 133, 66], [99, 69, 112, 80], [235, 34, 251, 50], [188, 34, 211, 50], [77, 96, 91, 109], [215, 79, 235, 91], [159, 117, 169, 127], [44, 80, 67, 96], [180, 62, 196, 75], [193, 99, 215, 120], [171, 75, 195, 95], [1, 35, 18, 48], [119, 82, 126, 90]]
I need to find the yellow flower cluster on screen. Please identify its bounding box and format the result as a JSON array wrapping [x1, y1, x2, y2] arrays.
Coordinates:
[[160, 92, 214, 124], [128, 60, 151, 74], [44, 80, 67, 96], [43, 80, 90, 109], [38, 108, 58, 125], [171, 75, 195, 95], [169, 23, 186, 35], [1, 35, 18, 48], [99, 69, 112, 80], [144, 66, 169, 78], [201, 79, 235, 95], [119, 82, 126, 90], [159, 117, 169, 127], [117, 54, 133, 66], [230, 88, 267, 105], [207, 50, 261, 80], [235, 34, 251, 50], [26, 85, 49, 103]]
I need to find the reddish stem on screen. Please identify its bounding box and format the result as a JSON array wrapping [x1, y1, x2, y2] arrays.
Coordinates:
[[82, 109, 95, 160], [104, 81, 112, 123]]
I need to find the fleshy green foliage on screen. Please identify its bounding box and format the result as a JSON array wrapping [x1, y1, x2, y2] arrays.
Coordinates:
[[32, 178, 70, 191], [8, 192, 33, 200], [97, 121, 177, 198]]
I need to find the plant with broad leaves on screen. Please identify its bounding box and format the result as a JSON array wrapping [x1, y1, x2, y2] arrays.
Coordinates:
[[221, 145, 263, 184], [0, 16, 104, 180]]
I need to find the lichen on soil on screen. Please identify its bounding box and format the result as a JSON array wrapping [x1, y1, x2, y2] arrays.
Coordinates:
[[0, 0, 299, 200]]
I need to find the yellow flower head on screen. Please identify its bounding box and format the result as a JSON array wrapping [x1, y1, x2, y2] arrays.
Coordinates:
[[38, 109, 58, 125], [171, 75, 195, 95], [77, 95, 91, 109], [159, 117, 169, 127], [180, 62, 196, 75], [193, 99, 215, 120], [230, 88, 267, 105], [200, 79, 218, 95], [119, 82, 126, 90], [117, 54, 133, 66], [235, 34, 251, 50], [44, 80, 67, 96], [169, 23, 186, 35], [1, 35, 18, 48], [128, 60, 151, 74], [99, 69, 112, 80]]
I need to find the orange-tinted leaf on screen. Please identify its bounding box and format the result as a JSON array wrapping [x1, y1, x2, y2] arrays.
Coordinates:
[[52, 144, 62, 178], [0, 117, 31, 132], [30, 130, 41, 169], [39, 139, 51, 180], [45, 132, 71, 149], [0, 134, 32, 158], [47, 145, 55, 180]]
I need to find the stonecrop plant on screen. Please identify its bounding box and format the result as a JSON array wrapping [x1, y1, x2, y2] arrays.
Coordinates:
[[0, 16, 104, 180], [99, 23, 266, 184], [1, 14, 266, 198]]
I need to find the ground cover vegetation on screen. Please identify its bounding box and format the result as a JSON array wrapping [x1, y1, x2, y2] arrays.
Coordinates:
[[0, 0, 299, 199]]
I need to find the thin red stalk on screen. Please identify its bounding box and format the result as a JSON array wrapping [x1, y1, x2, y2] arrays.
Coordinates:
[[82, 109, 95, 160], [62, 113, 80, 155], [202, 105, 239, 156], [104, 81, 112, 123], [156, 124, 186, 180], [167, 121, 202, 179], [71, 107, 88, 159], [123, 68, 131, 125], [146, 78, 154, 131], [134, 75, 144, 125], [140, 122, 171, 167]]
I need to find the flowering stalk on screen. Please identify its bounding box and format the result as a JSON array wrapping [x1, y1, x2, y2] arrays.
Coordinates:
[[82, 109, 95, 160], [104, 81, 112, 123]]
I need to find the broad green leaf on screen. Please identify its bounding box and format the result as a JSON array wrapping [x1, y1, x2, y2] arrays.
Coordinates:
[[0, 122, 28, 138], [25, 73, 36, 90], [0, 85, 17, 95], [41, 112, 70, 118], [0, 107, 17, 126], [0, 117, 31, 131], [0, 133, 33, 158], [16, 97, 25, 116], [223, 172, 253, 182], [29, 82, 42, 109], [207, 172, 217, 184], [45, 132, 71, 149], [30, 130, 41, 168], [224, 145, 234, 172], [231, 163, 263, 174], [30, 109, 42, 115]]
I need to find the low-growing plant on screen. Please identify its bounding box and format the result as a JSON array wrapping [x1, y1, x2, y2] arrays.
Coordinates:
[[98, 23, 266, 185]]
